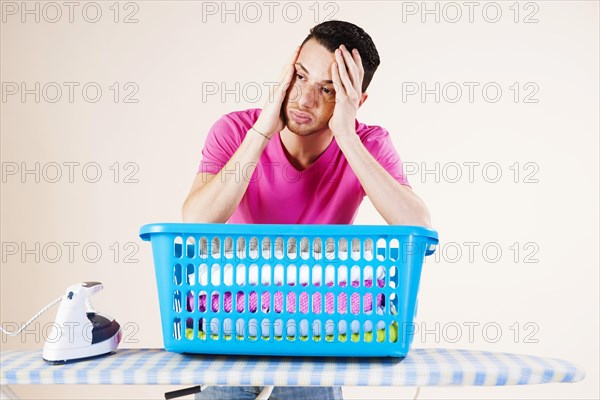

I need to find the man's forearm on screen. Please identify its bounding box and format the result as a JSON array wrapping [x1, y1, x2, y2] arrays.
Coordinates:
[[335, 133, 432, 227], [182, 130, 268, 223]]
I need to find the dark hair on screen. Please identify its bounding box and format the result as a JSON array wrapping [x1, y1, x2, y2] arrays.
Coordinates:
[[301, 20, 380, 93]]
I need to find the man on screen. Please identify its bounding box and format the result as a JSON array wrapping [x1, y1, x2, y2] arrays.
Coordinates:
[[184, 20, 431, 400]]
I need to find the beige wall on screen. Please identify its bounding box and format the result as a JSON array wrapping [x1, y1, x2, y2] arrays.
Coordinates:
[[1, 1, 598, 399]]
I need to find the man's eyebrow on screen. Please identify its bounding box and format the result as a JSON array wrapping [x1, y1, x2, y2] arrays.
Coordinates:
[[295, 62, 334, 85]]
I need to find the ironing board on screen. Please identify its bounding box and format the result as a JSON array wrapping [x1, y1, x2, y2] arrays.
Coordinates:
[[0, 347, 585, 399]]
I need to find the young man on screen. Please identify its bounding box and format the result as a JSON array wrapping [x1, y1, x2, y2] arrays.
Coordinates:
[[184, 20, 431, 400]]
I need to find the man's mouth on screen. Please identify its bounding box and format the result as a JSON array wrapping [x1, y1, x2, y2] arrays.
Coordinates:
[[289, 109, 313, 124]]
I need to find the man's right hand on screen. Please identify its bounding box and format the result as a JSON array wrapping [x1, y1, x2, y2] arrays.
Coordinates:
[[253, 46, 301, 138]]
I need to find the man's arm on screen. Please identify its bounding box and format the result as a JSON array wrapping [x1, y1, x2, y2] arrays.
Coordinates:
[[182, 132, 268, 223], [335, 135, 432, 227], [329, 44, 431, 227], [182, 46, 301, 223]]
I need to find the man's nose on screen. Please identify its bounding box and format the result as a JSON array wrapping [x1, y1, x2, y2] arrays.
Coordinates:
[[298, 84, 318, 108]]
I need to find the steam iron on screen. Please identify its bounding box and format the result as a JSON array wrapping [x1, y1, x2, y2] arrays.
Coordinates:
[[42, 281, 122, 364]]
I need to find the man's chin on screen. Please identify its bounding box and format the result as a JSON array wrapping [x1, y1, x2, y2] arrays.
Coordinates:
[[286, 120, 321, 137]]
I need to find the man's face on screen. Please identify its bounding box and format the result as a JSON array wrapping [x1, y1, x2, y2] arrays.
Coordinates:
[[283, 39, 338, 137]]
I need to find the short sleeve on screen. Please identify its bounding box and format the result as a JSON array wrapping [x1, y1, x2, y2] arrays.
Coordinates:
[[362, 127, 411, 188], [198, 114, 244, 174]]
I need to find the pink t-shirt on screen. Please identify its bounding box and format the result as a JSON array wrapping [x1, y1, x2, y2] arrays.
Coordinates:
[[198, 108, 410, 224]]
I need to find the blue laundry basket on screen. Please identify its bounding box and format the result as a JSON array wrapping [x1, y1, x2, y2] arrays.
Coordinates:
[[140, 223, 438, 358]]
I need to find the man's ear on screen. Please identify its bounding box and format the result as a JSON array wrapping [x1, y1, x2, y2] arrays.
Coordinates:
[[358, 92, 368, 108]]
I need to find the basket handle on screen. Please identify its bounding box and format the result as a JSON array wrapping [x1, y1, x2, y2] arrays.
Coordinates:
[[424, 237, 438, 256]]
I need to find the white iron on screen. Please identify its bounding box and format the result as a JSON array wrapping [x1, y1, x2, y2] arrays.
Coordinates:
[[42, 281, 122, 364]]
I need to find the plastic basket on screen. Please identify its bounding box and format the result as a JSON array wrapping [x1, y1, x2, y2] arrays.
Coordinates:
[[140, 223, 438, 358]]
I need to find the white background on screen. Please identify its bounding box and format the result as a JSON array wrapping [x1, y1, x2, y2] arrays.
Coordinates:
[[1, 1, 598, 398]]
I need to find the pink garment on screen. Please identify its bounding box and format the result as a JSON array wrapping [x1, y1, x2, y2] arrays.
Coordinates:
[[198, 108, 410, 224], [193, 278, 386, 314]]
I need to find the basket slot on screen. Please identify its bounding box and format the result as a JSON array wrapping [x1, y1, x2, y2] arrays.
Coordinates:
[[312, 237, 322, 260], [186, 263, 195, 285], [312, 265, 322, 287], [338, 238, 348, 260], [338, 293, 347, 314], [198, 318, 207, 340], [337, 265, 348, 286], [364, 265, 373, 287], [376, 266, 386, 288], [389, 238, 400, 261], [351, 238, 360, 261], [223, 318, 232, 339], [236, 264, 245, 286], [350, 320, 360, 342], [186, 290, 195, 312], [173, 290, 182, 312], [210, 264, 220, 286], [299, 264, 309, 287], [300, 319, 309, 341], [287, 264, 297, 286], [248, 318, 258, 340], [286, 319, 296, 340], [349, 293, 359, 315], [274, 264, 284, 286], [185, 318, 194, 340], [262, 237, 272, 260], [198, 263, 208, 285], [173, 317, 181, 340], [338, 320, 347, 342], [273, 319, 283, 339], [274, 291, 283, 313], [325, 238, 335, 260], [287, 238, 297, 260], [236, 237, 246, 259], [312, 292, 321, 314], [183, 237, 194, 259], [376, 238, 387, 261], [224, 237, 233, 259], [350, 265, 360, 288], [389, 265, 398, 289], [249, 264, 258, 286], [174, 236, 183, 258], [249, 291, 258, 313], [173, 263, 182, 286], [364, 238, 374, 261], [223, 291, 232, 313], [210, 291, 220, 312], [286, 292, 296, 313], [199, 237, 208, 259], [261, 291, 270, 313], [198, 291, 207, 312], [275, 237, 284, 259], [210, 237, 221, 259], [248, 237, 258, 259], [313, 320, 322, 341], [325, 319, 335, 341], [325, 292, 334, 314], [376, 293, 385, 315], [299, 292, 309, 314], [325, 265, 335, 287]]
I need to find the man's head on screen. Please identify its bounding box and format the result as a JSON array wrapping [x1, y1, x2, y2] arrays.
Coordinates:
[[283, 20, 380, 137]]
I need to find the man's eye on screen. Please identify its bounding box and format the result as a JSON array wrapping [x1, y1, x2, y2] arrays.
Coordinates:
[[321, 87, 333, 95], [296, 74, 304, 80]]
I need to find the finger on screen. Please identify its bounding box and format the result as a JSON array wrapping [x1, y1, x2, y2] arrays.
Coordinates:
[[351, 48, 364, 91], [275, 46, 301, 102], [339, 45, 361, 94], [330, 61, 344, 104], [335, 48, 355, 96], [278, 46, 301, 82]]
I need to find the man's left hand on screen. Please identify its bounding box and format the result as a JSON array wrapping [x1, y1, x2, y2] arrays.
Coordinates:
[[329, 44, 364, 139]]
